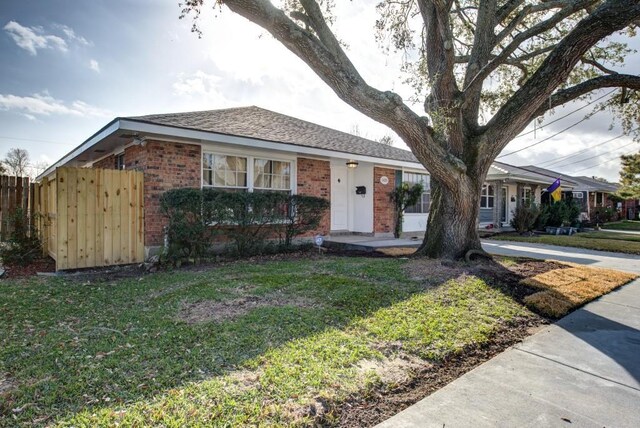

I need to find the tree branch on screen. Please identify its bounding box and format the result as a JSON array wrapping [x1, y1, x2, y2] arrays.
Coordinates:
[[222, 0, 466, 187], [536, 74, 640, 115], [482, 0, 640, 168], [465, 0, 598, 97]]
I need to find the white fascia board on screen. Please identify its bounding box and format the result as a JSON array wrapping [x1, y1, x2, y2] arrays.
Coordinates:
[[118, 120, 424, 170], [36, 119, 122, 181]]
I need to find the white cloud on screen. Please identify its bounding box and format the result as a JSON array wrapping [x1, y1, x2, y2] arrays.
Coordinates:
[[56, 24, 91, 46], [0, 91, 111, 118], [3, 21, 68, 55], [172, 70, 234, 108], [89, 59, 100, 73]]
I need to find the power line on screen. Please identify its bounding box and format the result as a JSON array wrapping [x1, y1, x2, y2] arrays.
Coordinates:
[[566, 147, 640, 175], [497, 106, 606, 158], [513, 89, 616, 139], [0, 135, 72, 146], [537, 130, 634, 168], [548, 140, 638, 169]]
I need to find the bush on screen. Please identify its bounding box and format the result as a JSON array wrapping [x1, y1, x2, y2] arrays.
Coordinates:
[[540, 200, 581, 227], [510, 203, 541, 234], [160, 188, 329, 261], [0, 207, 42, 266], [591, 206, 617, 224], [390, 182, 424, 238], [280, 195, 330, 247]]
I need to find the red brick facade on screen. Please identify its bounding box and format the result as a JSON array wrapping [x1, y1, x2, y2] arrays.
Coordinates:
[[92, 140, 202, 247], [373, 166, 397, 234], [296, 157, 331, 235]]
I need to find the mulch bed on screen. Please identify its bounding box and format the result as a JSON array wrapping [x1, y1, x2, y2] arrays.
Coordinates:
[[1, 257, 55, 279]]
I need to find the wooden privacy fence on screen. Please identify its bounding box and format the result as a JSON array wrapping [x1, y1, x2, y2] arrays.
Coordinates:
[[33, 167, 144, 270], [0, 175, 30, 241]]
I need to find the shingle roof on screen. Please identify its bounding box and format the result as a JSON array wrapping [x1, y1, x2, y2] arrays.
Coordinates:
[[126, 106, 419, 164], [519, 165, 618, 191]]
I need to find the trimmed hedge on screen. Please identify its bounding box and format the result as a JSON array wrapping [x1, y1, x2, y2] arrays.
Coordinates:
[[160, 188, 329, 260]]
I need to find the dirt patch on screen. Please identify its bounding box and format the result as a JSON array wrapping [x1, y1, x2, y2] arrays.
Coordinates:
[[0, 374, 17, 395], [358, 354, 430, 387], [336, 316, 545, 427], [1, 257, 55, 279], [178, 293, 319, 324]]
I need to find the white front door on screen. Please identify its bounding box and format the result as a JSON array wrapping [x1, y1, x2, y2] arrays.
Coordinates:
[[331, 165, 349, 231]]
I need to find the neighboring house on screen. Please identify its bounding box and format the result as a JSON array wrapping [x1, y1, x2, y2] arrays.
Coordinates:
[[518, 166, 619, 220], [479, 161, 575, 229], [37, 106, 433, 256]]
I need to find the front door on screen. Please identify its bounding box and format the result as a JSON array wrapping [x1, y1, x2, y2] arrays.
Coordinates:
[[501, 187, 508, 225], [331, 165, 349, 231]]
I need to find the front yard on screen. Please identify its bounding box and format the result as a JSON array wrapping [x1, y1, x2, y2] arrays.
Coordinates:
[[603, 220, 640, 232], [488, 230, 640, 255], [0, 254, 634, 426]]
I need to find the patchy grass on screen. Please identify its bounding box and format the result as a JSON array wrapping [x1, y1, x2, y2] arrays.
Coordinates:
[[603, 220, 640, 231], [0, 255, 621, 427], [488, 231, 640, 254], [522, 264, 637, 318]]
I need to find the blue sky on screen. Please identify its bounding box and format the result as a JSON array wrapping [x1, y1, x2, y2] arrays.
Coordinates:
[[0, 0, 638, 181]]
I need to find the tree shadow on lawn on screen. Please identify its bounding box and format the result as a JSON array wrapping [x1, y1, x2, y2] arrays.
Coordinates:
[[0, 255, 550, 426]]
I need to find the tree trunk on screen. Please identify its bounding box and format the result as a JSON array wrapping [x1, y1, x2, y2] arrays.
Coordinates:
[[416, 177, 483, 259]]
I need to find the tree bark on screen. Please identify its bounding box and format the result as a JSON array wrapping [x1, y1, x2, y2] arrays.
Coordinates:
[[416, 175, 483, 259]]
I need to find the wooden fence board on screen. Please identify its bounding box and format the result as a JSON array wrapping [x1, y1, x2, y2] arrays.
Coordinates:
[[32, 167, 144, 271]]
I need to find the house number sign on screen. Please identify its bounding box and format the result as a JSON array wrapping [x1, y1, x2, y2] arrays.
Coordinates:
[[379, 176, 389, 185]]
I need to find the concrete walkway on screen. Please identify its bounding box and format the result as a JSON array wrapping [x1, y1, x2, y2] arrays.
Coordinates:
[[377, 241, 640, 428]]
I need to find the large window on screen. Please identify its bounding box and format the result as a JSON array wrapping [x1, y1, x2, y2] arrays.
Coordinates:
[[203, 154, 248, 189], [403, 172, 431, 214], [203, 152, 292, 193], [480, 184, 495, 208], [254, 159, 291, 193]]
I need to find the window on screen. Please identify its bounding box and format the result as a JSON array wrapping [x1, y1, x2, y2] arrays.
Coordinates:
[[572, 192, 584, 199], [202, 153, 292, 194], [254, 159, 291, 193], [596, 192, 604, 205], [521, 187, 532, 205], [403, 172, 431, 214], [203, 154, 248, 189], [115, 153, 125, 170], [480, 184, 495, 208]]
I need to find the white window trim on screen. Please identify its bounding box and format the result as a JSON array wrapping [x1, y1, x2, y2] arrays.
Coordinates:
[[201, 148, 297, 195], [480, 184, 495, 209], [402, 169, 431, 215]]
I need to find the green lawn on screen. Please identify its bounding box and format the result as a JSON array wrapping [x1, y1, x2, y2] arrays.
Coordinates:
[[0, 256, 533, 427], [489, 231, 640, 254], [603, 220, 640, 231]]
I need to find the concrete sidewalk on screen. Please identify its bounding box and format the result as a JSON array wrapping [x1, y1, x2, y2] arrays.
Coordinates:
[[377, 241, 640, 428]]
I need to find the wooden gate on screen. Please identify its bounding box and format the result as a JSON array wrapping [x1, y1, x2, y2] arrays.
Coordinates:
[[0, 175, 30, 240], [33, 167, 144, 270]]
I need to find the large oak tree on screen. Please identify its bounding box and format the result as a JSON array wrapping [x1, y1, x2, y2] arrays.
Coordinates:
[[182, 0, 640, 259]]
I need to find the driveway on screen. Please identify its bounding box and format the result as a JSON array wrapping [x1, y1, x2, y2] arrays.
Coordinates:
[[377, 240, 640, 428]]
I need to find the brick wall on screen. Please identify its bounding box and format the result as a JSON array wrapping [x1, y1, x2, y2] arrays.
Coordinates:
[[373, 166, 396, 234], [93, 155, 115, 169], [91, 140, 201, 247], [296, 157, 331, 235], [143, 141, 201, 246]]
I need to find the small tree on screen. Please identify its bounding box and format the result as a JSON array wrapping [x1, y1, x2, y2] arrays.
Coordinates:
[[281, 194, 330, 247], [3, 148, 30, 177], [616, 151, 640, 200], [510, 203, 540, 234], [390, 182, 424, 239], [0, 207, 41, 265]]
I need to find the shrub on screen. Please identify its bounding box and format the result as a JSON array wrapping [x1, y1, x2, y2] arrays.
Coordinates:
[[390, 182, 424, 238], [280, 195, 330, 247], [160, 188, 216, 261], [160, 188, 330, 260], [0, 207, 42, 266], [540, 200, 581, 227], [591, 206, 617, 224], [510, 202, 541, 234]]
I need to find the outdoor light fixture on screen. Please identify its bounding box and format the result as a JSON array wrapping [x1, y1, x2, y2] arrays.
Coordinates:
[[346, 160, 359, 168]]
